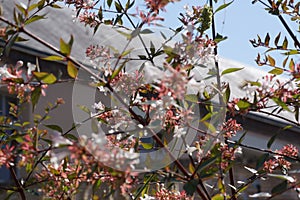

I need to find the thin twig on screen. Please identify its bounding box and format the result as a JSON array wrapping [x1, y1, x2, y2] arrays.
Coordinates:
[[226, 139, 300, 162], [264, 0, 300, 48]]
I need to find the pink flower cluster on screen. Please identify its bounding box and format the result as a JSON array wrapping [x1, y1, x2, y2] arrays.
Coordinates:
[[264, 144, 298, 173], [0, 145, 15, 168], [155, 184, 193, 200], [221, 118, 242, 138]]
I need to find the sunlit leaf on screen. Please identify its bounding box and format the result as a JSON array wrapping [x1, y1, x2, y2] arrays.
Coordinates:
[[25, 15, 45, 25], [185, 94, 199, 103], [33, 72, 57, 84], [289, 58, 295, 72], [268, 68, 283, 75], [237, 99, 251, 110], [221, 67, 243, 75], [60, 37, 72, 56], [268, 174, 295, 183], [111, 61, 127, 79], [42, 55, 64, 61], [272, 98, 291, 111], [214, 1, 233, 13], [212, 194, 230, 200], [214, 33, 228, 43], [267, 55, 276, 66], [67, 61, 78, 78], [282, 36, 288, 49], [141, 142, 153, 150]]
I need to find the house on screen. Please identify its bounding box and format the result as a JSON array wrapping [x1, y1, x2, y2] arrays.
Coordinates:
[[0, 0, 299, 199]]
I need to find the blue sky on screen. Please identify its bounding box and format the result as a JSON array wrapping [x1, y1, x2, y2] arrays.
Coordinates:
[[159, 0, 298, 67]]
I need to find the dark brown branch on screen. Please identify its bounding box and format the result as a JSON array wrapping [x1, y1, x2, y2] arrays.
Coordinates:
[[9, 166, 26, 200]]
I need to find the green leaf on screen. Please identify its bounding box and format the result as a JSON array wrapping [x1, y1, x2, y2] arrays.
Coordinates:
[[31, 87, 41, 111], [237, 99, 251, 110], [37, 0, 46, 9], [115, 1, 122, 12], [282, 36, 288, 49], [255, 153, 269, 169], [214, 1, 233, 13], [121, 48, 133, 57], [268, 67, 283, 75], [183, 179, 198, 196], [44, 124, 63, 133], [3, 33, 19, 57], [271, 181, 288, 195], [140, 29, 154, 34], [77, 105, 91, 114], [15, 36, 29, 42], [184, 94, 199, 103], [224, 84, 230, 103], [150, 41, 155, 55], [264, 33, 270, 46], [214, 33, 228, 43], [282, 56, 289, 67], [25, 15, 45, 25], [272, 98, 291, 111], [268, 174, 295, 183], [197, 155, 218, 173], [42, 55, 64, 61], [274, 32, 281, 46], [15, 4, 26, 15], [267, 133, 278, 148], [107, 0, 113, 7], [221, 67, 243, 75], [134, 174, 155, 200], [111, 61, 127, 79], [289, 58, 295, 72], [267, 55, 276, 66], [60, 37, 72, 55], [33, 72, 57, 84], [212, 193, 229, 200], [67, 61, 78, 78], [141, 142, 153, 150], [283, 50, 299, 55], [91, 118, 99, 133], [50, 4, 62, 8], [116, 30, 131, 40], [131, 28, 140, 39], [64, 134, 78, 141]]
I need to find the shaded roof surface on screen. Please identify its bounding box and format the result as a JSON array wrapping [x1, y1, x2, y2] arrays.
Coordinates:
[[0, 0, 297, 128]]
